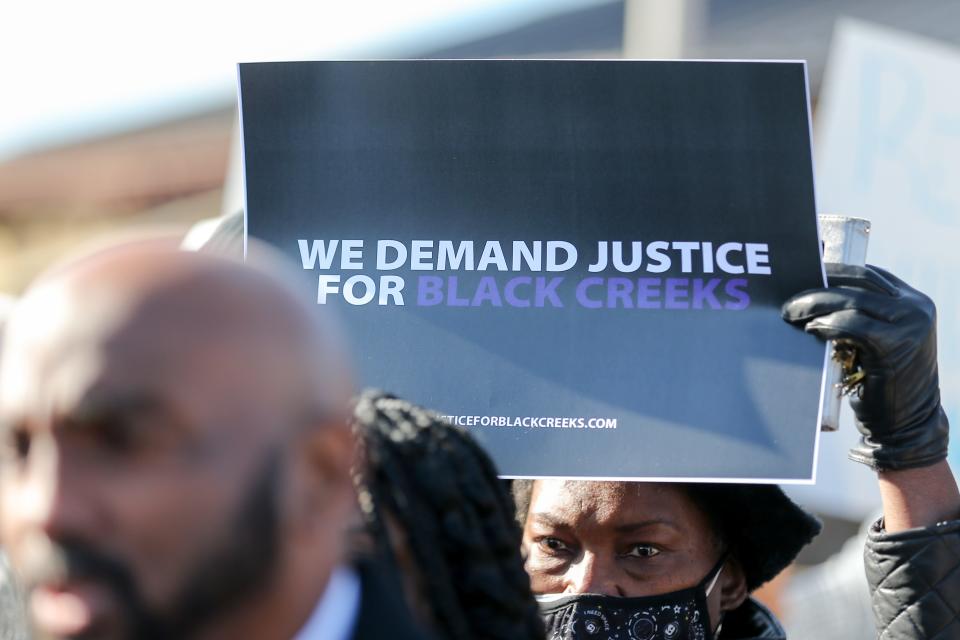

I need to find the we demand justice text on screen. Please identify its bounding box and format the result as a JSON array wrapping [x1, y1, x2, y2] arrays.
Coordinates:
[[297, 239, 772, 310]]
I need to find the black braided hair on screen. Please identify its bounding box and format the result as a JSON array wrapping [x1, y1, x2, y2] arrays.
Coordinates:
[[351, 390, 545, 640]]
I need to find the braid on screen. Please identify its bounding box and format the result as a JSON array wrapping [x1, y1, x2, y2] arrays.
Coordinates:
[[351, 390, 545, 640]]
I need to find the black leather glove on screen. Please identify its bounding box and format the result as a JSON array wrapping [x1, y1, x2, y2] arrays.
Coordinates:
[[782, 263, 949, 471]]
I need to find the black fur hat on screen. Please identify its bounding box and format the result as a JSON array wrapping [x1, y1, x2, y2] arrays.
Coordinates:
[[684, 483, 822, 591]]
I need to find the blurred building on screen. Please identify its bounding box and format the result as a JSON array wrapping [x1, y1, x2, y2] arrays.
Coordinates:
[[0, 109, 232, 291]]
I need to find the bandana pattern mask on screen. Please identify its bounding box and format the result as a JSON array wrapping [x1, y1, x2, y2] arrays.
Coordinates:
[[537, 556, 726, 640]]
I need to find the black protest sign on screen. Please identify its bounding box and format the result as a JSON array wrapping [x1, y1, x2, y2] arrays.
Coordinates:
[[239, 60, 825, 481]]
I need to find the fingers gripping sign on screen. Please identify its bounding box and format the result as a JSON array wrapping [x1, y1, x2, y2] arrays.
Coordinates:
[[782, 263, 949, 471]]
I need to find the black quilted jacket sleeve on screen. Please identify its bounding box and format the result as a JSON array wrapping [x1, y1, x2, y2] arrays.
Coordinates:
[[864, 517, 960, 639]]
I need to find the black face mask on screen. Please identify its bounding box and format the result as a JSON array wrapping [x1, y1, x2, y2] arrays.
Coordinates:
[[537, 555, 727, 640]]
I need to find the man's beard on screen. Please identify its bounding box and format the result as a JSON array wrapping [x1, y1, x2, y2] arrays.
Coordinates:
[[29, 448, 283, 640]]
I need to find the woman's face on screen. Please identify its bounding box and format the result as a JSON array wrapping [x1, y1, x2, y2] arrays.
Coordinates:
[[521, 480, 746, 627]]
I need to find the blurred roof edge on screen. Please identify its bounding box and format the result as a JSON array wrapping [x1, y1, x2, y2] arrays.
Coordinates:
[[0, 108, 234, 220]]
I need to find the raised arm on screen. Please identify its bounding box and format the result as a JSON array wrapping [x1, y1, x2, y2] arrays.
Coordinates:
[[783, 263, 960, 639]]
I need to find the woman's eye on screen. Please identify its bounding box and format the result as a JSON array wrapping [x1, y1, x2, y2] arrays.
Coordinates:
[[538, 537, 571, 554], [624, 544, 660, 558]]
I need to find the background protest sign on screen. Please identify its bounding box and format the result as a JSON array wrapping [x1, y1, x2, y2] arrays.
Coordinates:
[[239, 60, 826, 481], [815, 20, 960, 479]]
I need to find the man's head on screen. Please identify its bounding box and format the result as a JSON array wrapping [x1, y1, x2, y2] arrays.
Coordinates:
[[0, 240, 356, 639], [514, 480, 747, 631]]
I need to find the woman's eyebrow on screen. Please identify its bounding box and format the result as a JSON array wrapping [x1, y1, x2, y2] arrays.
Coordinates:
[[528, 513, 574, 529], [613, 519, 682, 534]]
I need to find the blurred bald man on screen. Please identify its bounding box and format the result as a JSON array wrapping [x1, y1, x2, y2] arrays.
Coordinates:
[[0, 241, 427, 640]]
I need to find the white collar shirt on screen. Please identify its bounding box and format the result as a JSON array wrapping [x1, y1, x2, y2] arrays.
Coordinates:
[[292, 566, 361, 640]]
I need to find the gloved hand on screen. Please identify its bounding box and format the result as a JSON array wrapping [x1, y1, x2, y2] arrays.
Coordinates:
[[782, 263, 949, 471]]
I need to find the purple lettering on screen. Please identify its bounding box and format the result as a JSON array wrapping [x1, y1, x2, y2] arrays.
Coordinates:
[[635, 278, 662, 309], [417, 276, 443, 306], [504, 276, 532, 308], [607, 277, 634, 308], [472, 276, 503, 307], [692, 278, 722, 309], [447, 276, 470, 307], [576, 277, 604, 309], [724, 278, 750, 310], [665, 278, 690, 309], [535, 277, 564, 308]]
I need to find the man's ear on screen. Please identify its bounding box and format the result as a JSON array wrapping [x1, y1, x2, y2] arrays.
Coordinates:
[[290, 418, 356, 528], [719, 555, 748, 614], [305, 419, 355, 485]]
